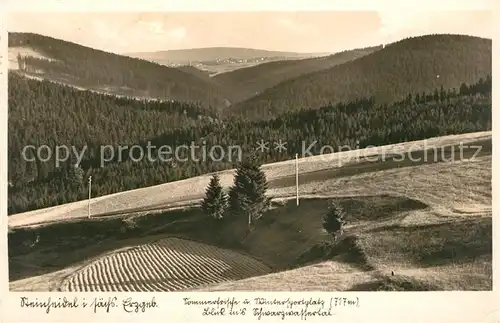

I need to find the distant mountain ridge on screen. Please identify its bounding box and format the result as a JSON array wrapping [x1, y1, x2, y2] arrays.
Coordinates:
[[126, 47, 331, 75], [229, 34, 492, 120], [214, 45, 383, 103], [7, 32, 492, 123], [126, 47, 329, 63], [8, 32, 232, 110]]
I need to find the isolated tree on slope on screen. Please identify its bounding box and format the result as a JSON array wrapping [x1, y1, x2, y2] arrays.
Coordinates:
[[67, 163, 85, 187], [229, 154, 271, 226], [201, 174, 228, 220], [323, 201, 346, 241]]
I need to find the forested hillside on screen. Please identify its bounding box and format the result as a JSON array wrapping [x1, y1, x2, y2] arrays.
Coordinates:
[[8, 74, 491, 214], [230, 34, 492, 120], [176, 66, 234, 103], [214, 45, 382, 102], [8, 73, 220, 188], [8, 33, 231, 110]]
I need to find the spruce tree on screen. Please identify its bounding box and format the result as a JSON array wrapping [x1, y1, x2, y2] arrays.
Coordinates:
[[201, 174, 228, 220], [322, 201, 346, 241], [66, 161, 84, 187], [228, 185, 241, 217], [228, 154, 271, 226]]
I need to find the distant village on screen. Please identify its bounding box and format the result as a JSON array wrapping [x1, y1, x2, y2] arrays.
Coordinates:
[[165, 56, 297, 67]]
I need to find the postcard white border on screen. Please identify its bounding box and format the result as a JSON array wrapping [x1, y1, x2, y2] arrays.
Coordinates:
[[1, 1, 498, 322]]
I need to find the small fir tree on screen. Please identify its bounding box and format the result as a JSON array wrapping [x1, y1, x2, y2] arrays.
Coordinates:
[[201, 174, 228, 220], [228, 154, 271, 226], [322, 200, 346, 241]]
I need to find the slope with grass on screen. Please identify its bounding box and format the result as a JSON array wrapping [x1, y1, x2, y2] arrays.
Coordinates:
[[200, 155, 492, 291], [230, 34, 492, 119], [8, 131, 491, 228], [9, 136, 491, 291], [8, 33, 231, 109], [214, 45, 382, 103]]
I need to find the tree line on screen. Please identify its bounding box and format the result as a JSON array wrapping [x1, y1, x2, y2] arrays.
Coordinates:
[[213, 45, 382, 103], [201, 155, 345, 241], [201, 154, 270, 226]]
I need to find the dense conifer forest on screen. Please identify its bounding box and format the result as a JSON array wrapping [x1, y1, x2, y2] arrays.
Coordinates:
[[9, 33, 491, 120], [8, 73, 491, 215], [230, 34, 491, 120], [214, 45, 382, 102], [9, 32, 231, 110]]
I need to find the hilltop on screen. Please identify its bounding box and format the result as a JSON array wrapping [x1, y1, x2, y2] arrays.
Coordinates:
[[8, 32, 232, 110], [214, 45, 382, 103], [126, 46, 324, 63], [126, 47, 326, 73], [127, 47, 329, 75], [229, 34, 492, 120]]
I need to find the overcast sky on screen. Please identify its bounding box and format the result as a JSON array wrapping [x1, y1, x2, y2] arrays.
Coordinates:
[[8, 11, 493, 54]]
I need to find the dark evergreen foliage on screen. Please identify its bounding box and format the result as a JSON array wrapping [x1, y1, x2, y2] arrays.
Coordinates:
[[228, 154, 271, 226], [214, 45, 382, 103], [230, 34, 491, 120], [201, 174, 228, 220], [323, 201, 346, 240], [9, 32, 230, 110], [67, 165, 84, 185]]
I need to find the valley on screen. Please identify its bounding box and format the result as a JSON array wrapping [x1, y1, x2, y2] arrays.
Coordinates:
[[7, 31, 492, 292]]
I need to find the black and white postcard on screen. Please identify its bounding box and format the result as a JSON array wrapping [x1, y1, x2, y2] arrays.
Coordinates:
[[1, 2, 497, 322]]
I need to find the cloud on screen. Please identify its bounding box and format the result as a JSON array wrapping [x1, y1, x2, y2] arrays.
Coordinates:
[[378, 10, 421, 42], [92, 19, 119, 40], [276, 17, 315, 34], [136, 20, 186, 41], [167, 27, 187, 41], [148, 21, 165, 34], [137, 20, 165, 35], [136, 20, 165, 35], [277, 18, 293, 27]]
